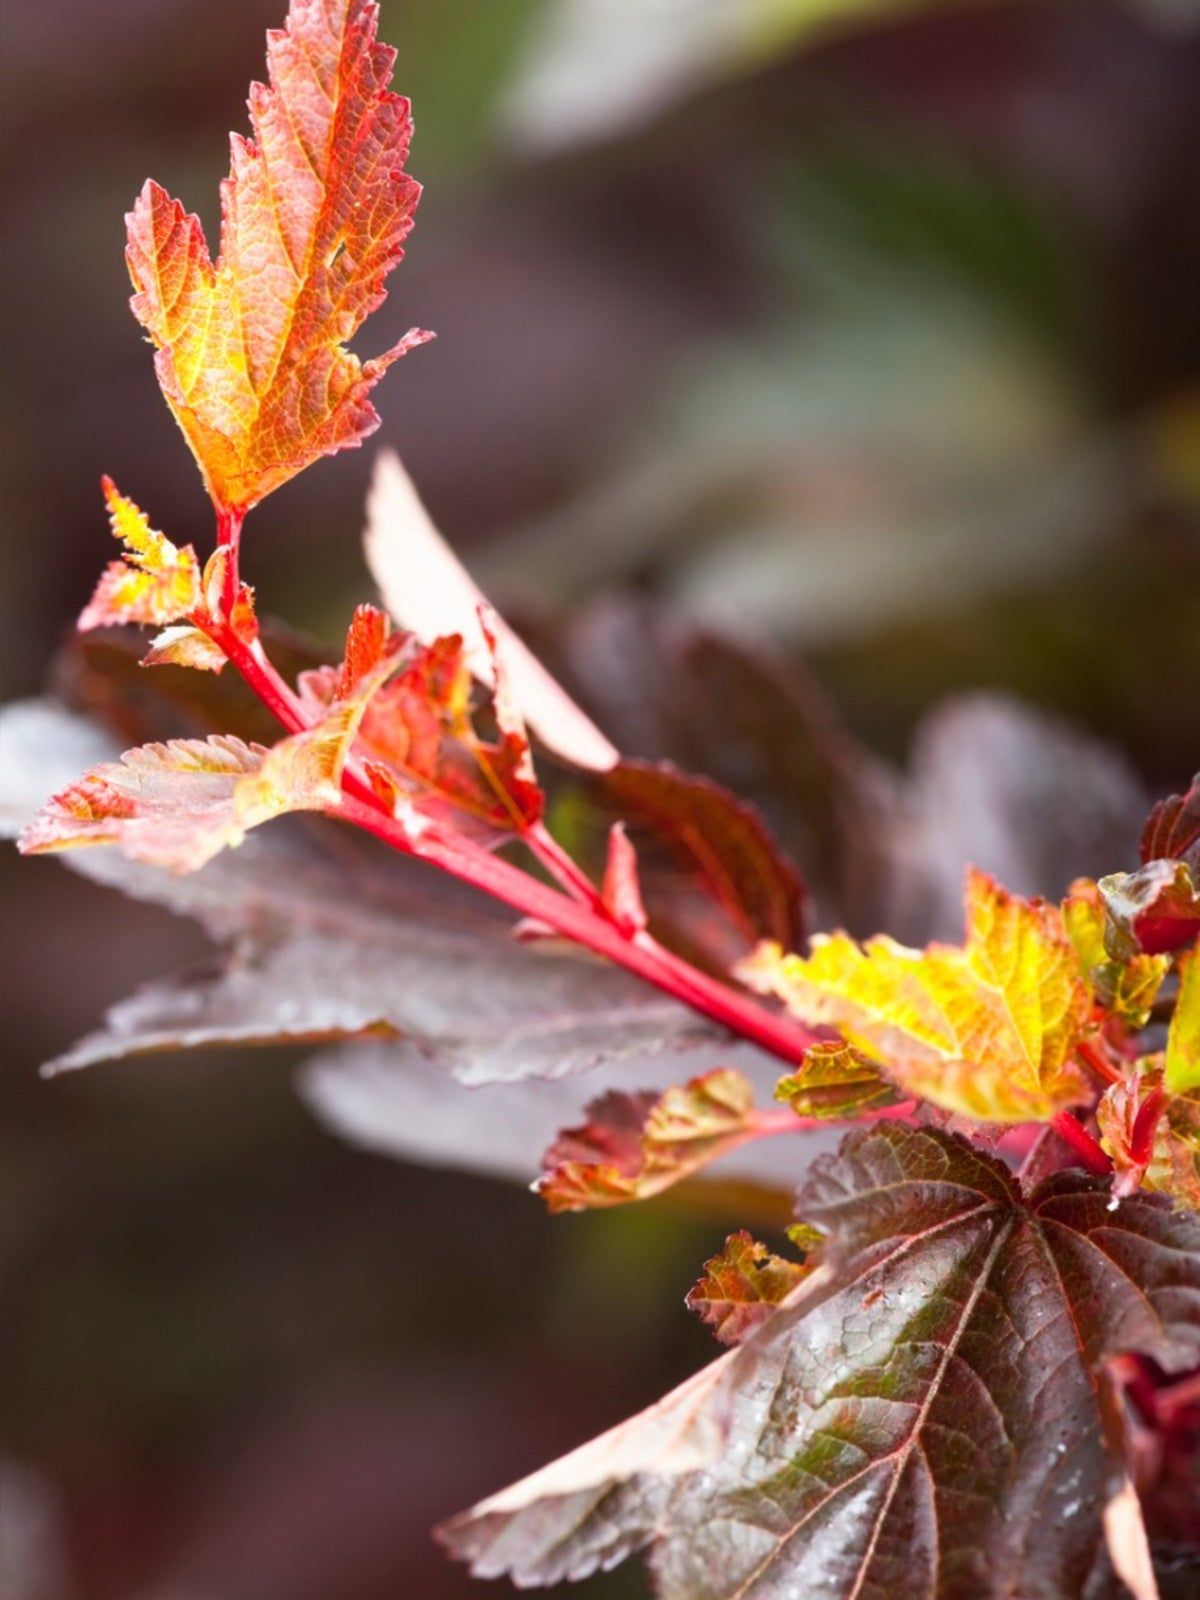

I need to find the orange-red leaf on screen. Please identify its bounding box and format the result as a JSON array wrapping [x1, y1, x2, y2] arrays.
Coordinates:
[[79, 478, 203, 631], [685, 1230, 810, 1346], [740, 869, 1091, 1123], [19, 645, 391, 872], [535, 1069, 759, 1212], [126, 0, 430, 513], [303, 606, 544, 838]]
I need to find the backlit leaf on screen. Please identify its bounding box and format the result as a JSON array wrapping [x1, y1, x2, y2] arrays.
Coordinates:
[[126, 0, 430, 513], [442, 1124, 1200, 1597], [775, 1040, 901, 1119], [535, 1068, 761, 1212], [741, 868, 1091, 1123], [685, 1230, 810, 1346], [78, 478, 202, 631], [18, 651, 386, 872], [299, 605, 544, 838], [1166, 946, 1200, 1095]]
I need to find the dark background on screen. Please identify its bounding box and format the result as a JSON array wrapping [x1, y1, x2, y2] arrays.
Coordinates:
[[3, 2, 1200, 1596]]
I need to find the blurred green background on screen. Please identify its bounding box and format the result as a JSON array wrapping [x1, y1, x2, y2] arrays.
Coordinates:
[[3, 1, 1200, 1595]]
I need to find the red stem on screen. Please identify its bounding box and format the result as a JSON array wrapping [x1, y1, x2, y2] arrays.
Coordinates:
[[197, 533, 822, 1068], [1077, 1036, 1121, 1086], [1050, 1111, 1113, 1177], [339, 796, 820, 1065]]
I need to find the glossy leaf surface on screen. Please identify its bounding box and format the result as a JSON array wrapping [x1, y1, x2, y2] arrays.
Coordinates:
[[444, 1125, 1200, 1597]]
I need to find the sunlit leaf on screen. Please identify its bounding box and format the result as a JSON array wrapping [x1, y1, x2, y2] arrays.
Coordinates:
[[442, 1124, 1200, 1596], [18, 649, 387, 872], [741, 868, 1091, 1123], [535, 1068, 763, 1212], [685, 1230, 810, 1346], [299, 605, 544, 838], [126, 0, 430, 513], [774, 1040, 901, 1119], [1166, 945, 1200, 1095], [78, 478, 203, 631], [1062, 879, 1169, 1030]]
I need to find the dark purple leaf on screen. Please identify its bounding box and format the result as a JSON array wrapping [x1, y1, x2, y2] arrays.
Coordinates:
[[442, 1125, 1200, 1597]]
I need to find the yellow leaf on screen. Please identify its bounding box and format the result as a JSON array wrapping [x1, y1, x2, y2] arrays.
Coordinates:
[[740, 869, 1091, 1123], [78, 478, 202, 630], [1166, 945, 1200, 1095], [1061, 881, 1169, 1030], [125, 0, 431, 513]]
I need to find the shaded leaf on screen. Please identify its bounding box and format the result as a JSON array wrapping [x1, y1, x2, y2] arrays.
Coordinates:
[[442, 1124, 1200, 1597], [685, 1230, 810, 1347], [300, 1038, 831, 1191], [741, 868, 1091, 1123], [535, 1069, 763, 1212], [775, 1040, 901, 1119], [127, 0, 430, 513], [42, 923, 718, 1086], [1104, 1353, 1200, 1558], [889, 685, 1145, 946], [591, 758, 807, 971], [1100, 861, 1200, 959], [78, 478, 202, 631], [601, 821, 647, 935], [1141, 772, 1200, 871]]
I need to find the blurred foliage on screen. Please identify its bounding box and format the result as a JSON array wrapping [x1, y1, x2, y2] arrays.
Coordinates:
[[3, 1, 1200, 1596]]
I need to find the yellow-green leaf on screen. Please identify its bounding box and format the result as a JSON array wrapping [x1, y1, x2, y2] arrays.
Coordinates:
[[740, 869, 1091, 1123]]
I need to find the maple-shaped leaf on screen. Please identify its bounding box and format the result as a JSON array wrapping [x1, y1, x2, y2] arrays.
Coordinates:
[[299, 605, 543, 838], [1100, 859, 1200, 958], [685, 1230, 810, 1346], [126, 0, 430, 514], [18, 656, 386, 872], [442, 1124, 1200, 1597], [535, 1068, 763, 1212], [78, 478, 203, 631], [740, 868, 1091, 1123], [1141, 770, 1200, 871], [774, 1040, 902, 1119]]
